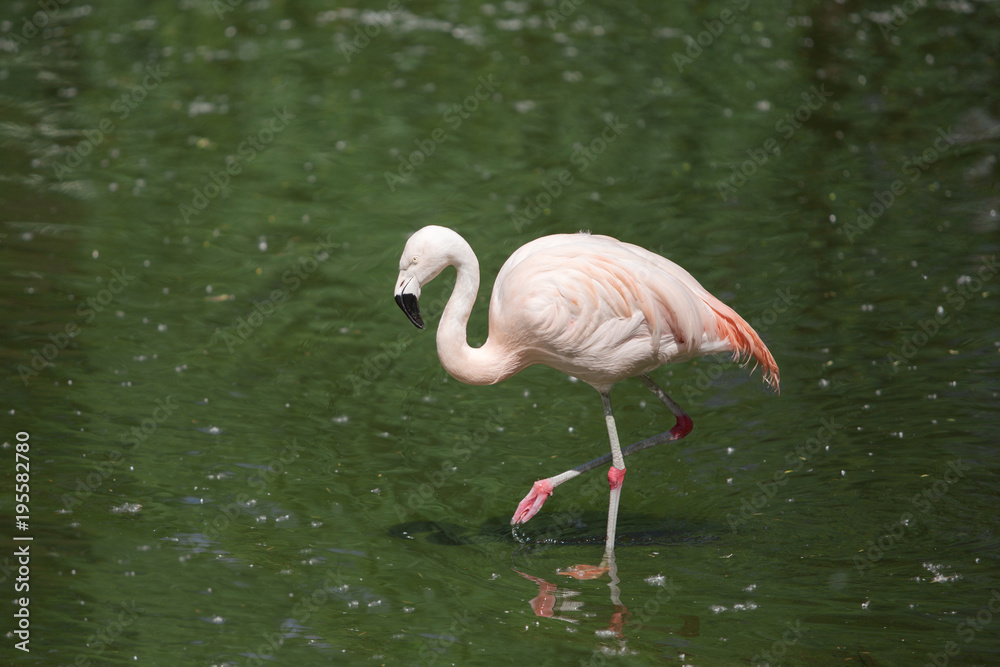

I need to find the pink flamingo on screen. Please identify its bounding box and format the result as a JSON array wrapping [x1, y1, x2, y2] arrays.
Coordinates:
[[394, 226, 779, 567]]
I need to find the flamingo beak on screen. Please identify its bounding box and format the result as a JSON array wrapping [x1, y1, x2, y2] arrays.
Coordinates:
[[394, 273, 425, 330]]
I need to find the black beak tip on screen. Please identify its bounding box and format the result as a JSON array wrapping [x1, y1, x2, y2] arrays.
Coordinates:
[[395, 293, 425, 329]]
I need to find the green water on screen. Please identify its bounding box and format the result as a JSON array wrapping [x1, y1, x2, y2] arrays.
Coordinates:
[[2, 0, 999, 665]]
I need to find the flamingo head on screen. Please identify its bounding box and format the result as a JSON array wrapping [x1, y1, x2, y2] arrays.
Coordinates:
[[394, 225, 465, 330]]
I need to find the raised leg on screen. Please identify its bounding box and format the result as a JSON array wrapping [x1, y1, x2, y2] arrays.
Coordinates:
[[511, 374, 692, 525]]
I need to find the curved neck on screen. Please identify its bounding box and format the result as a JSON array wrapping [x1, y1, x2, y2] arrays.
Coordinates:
[[435, 242, 517, 386]]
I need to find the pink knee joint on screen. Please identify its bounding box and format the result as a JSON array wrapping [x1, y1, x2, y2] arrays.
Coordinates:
[[608, 466, 626, 491], [672, 414, 694, 439]]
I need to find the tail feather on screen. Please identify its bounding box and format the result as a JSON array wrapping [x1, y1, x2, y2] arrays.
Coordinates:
[[709, 301, 780, 393]]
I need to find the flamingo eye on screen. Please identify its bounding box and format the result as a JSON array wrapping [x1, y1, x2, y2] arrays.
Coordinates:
[[411, 255, 419, 265]]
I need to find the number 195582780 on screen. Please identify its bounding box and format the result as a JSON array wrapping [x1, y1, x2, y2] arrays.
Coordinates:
[[15, 432, 29, 524]]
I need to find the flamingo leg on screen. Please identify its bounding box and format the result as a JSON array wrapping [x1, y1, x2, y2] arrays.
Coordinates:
[[601, 391, 626, 554], [510, 374, 692, 526]]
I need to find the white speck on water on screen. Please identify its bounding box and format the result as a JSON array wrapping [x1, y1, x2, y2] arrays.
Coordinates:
[[644, 574, 668, 587], [110, 503, 142, 514], [923, 562, 962, 583]]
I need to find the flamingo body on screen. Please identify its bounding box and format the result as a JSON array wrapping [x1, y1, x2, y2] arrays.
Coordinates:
[[487, 232, 778, 390], [394, 225, 778, 560]]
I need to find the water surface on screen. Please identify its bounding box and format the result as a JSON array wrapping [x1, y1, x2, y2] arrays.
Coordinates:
[[2, 0, 999, 665]]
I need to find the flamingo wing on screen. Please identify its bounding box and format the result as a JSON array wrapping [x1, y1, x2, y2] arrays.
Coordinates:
[[489, 233, 778, 390]]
